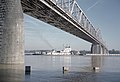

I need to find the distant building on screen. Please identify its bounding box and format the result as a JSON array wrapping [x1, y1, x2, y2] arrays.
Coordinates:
[[80, 50, 91, 55], [109, 49, 120, 54]]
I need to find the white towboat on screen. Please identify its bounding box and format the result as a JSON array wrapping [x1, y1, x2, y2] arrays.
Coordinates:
[[47, 46, 71, 55]]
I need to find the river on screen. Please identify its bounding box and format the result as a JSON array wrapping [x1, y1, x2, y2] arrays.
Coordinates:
[[24, 55, 120, 82], [0, 55, 120, 82]]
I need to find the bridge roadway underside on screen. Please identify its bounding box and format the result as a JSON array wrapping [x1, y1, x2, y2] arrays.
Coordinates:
[[0, 0, 108, 65], [21, 0, 100, 44]]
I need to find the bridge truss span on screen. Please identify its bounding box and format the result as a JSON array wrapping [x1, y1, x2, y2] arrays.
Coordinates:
[[50, 0, 104, 44], [21, 0, 108, 53], [0, 0, 109, 65]]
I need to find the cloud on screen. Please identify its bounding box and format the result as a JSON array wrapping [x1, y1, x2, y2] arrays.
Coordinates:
[[87, 0, 102, 11]]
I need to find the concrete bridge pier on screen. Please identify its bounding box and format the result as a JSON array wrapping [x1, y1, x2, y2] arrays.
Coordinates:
[[104, 47, 109, 54], [0, 0, 24, 64], [91, 44, 104, 71], [91, 44, 103, 54], [0, 0, 24, 81], [91, 44, 108, 54]]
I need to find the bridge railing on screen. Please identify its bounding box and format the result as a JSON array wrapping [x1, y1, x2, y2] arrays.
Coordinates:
[[50, 0, 105, 45]]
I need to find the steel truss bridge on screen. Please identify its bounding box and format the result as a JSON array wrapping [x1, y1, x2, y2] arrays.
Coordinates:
[[0, 0, 109, 64], [21, 0, 108, 54]]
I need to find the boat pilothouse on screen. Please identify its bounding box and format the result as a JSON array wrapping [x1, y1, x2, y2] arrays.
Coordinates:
[[47, 46, 72, 55]]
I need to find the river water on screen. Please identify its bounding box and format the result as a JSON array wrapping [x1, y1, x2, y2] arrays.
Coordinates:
[[24, 55, 120, 82], [0, 55, 120, 82]]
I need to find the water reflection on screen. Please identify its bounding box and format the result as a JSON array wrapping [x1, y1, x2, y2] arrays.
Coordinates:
[[0, 56, 120, 82], [63, 56, 71, 67], [91, 56, 104, 72], [0, 64, 24, 82], [24, 55, 120, 82]]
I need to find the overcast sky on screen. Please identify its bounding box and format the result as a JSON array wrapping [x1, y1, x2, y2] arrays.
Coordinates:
[[24, 0, 120, 50]]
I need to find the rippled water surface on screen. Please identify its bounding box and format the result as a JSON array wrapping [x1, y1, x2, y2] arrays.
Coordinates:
[[24, 55, 120, 82], [0, 55, 120, 82]]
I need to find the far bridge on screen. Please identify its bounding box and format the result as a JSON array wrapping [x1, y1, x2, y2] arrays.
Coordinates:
[[0, 0, 108, 64]]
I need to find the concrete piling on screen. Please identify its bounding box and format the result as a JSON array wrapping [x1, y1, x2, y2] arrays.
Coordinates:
[[92, 67, 100, 72], [62, 66, 69, 74], [25, 66, 31, 75], [63, 66, 69, 71]]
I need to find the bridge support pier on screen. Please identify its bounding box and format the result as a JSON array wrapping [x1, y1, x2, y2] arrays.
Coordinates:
[[0, 0, 24, 64], [91, 44, 107, 54], [104, 47, 109, 54]]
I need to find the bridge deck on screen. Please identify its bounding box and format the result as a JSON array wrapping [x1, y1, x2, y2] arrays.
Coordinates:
[[21, 0, 106, 49]]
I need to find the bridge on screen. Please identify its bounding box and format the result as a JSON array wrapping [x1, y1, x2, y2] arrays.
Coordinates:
[[0, 0, 108, 64]]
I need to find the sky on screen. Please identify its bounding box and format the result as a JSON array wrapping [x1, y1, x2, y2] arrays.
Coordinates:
[[24, 0, 120, 51]]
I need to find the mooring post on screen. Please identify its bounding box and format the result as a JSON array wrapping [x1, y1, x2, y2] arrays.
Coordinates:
[[25, 66, 31, 75]]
